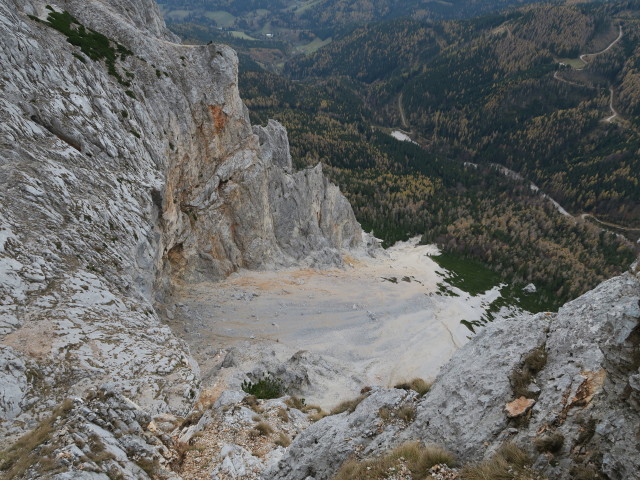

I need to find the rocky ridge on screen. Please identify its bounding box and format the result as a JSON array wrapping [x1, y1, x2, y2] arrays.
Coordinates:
[[0, 0, 365, 455]]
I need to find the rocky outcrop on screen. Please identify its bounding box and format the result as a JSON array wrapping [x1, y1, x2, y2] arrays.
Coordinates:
[[269, 270, 640, 480], [0, 0, 363, 451], [268, 388, 419, 480], [0, 386, 183, 480]]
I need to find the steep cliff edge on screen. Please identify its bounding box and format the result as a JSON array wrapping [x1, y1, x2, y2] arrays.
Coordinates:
[[0, 0, 364, 457]]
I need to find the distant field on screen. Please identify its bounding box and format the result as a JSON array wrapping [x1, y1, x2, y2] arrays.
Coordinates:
[[557, 57, 586, 69], [231, 31, 258, 41], [166, 9, 192, 21], [299, 36, 332, 54], [258, 21, 273, 34], [204, 11, 236, 28], [294, 0, 324, 14]]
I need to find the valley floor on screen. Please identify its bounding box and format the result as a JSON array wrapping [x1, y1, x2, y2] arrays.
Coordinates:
[[164, 239, 510, 408]]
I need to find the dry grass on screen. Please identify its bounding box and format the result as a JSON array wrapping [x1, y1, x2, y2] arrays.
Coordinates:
[[276, 407, 289, 422], [252, 421, 274, 437], [396, 405, 417, 423], [309, 409, 329, 422], [194, 388, 218, 410], [378, 407, 391, 422], [569, 465, 600, 480], [274, 432, 292, 448], [394, 378, 432, 396], [378, 404, 416, 424], [510, 347, 547, 399], [0, 398, 74, 479], [243, 395, 264, 414], [460, 443, 541, 480], [534, 433, 564, 454], [332, 441, 455, 480], [284, 396, 328, 421], [330, 395, 368, 415], [284, 396, 307, 411]]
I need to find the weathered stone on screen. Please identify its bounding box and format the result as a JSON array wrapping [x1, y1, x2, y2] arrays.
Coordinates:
[[0, 0, 363, 450], [504, 397, 535, 418]]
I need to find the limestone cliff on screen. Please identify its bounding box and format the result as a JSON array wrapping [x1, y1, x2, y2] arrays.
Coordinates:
[[0, 0, 364, 454]]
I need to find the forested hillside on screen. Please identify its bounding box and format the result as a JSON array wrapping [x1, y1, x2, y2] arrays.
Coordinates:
[[238, 1, 639, 311], [157, 0, 550, 66], [285, 1, 640, 229], [162, 0, 639, 312]]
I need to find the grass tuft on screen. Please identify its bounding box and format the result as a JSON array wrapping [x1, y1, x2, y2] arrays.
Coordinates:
[[251, 421, 274, 437], [534, 432, 564, 454], [330, 395, 368, 415], [394, 378, 432, 396], [332, 441, 455, 480], [461, 443, 537, 480], [510, 346, 547, 398], [0, 399, 74, 478], [274, 432, 292, 447]]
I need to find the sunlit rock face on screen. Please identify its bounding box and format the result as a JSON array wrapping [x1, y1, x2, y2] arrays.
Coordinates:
[[0, 0, 363, 447]]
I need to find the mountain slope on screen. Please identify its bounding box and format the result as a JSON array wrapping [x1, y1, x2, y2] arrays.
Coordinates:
[[0, 0, 364, 466]]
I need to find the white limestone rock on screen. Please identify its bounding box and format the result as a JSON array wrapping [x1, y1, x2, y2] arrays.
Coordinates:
[[0, 0, 363, 452]]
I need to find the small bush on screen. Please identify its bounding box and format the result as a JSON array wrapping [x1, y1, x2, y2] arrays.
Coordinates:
[[242, 375, 284, 399], [332, 441, 455, 480], [330, 395, 367, 415], [534, 432, 564, 453]]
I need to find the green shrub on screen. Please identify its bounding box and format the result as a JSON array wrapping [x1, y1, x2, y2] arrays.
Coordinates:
[[44, 10, 134, 88], [241, 375, 284, 399]]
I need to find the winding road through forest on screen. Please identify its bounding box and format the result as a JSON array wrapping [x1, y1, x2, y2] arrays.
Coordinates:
[[555, 24, 624, 122], [579, 24, 623, 65]]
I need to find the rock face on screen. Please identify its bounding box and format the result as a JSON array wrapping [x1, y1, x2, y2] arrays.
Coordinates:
[[269, 270, 640, 480], [0, 0, 363, 450]]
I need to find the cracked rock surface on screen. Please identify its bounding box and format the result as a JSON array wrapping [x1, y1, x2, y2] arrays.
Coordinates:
[[0, 0, 363, 454]]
